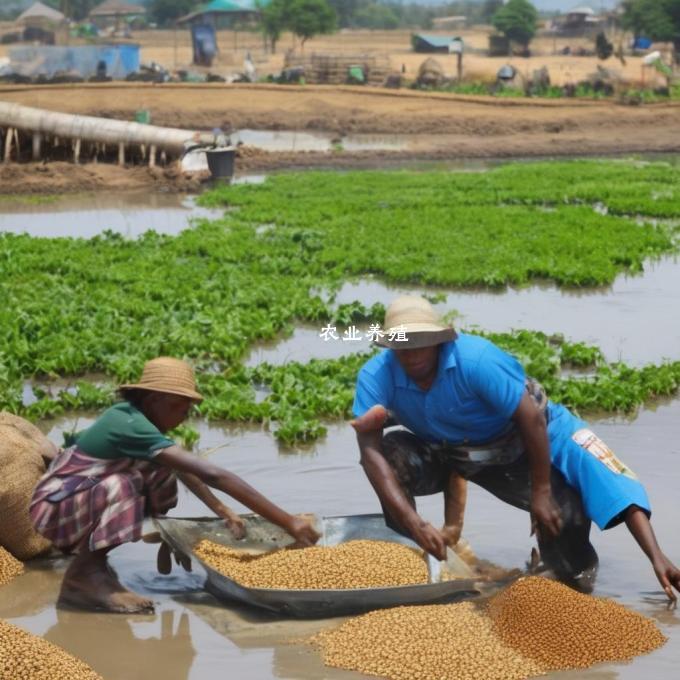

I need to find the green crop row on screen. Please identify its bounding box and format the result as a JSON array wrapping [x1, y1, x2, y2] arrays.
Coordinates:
[[11, 330, 680, 446]]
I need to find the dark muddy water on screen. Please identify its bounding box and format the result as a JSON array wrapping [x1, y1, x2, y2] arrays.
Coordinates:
[[1, 400, 678, 680]]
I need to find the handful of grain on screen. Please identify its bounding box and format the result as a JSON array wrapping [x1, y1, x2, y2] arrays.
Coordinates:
[[488, 576, 667, 670], [195, 539, 429, 589], [0, 547, 23, 587], [0, 619, 103, 680], [309, 576, 667, 680]]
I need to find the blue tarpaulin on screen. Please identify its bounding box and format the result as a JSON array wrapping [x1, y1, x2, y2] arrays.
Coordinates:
[[191, 24, 217, 66], [8, 44, 140, 79], [633, 37, 653, 50]]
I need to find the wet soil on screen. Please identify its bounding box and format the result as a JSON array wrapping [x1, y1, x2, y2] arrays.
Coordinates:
[[0, 161, 210, 195]]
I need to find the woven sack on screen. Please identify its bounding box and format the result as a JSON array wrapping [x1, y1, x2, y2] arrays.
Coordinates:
[[0, 412, 52, 559]]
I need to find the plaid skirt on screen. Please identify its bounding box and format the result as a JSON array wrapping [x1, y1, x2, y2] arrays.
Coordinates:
[[30, 446, 177, 553]]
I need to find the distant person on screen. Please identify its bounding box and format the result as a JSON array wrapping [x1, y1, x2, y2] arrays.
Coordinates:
[[31, 357, 319, 613], [352, 296, 680, 601], [244, 51, 256, 82]]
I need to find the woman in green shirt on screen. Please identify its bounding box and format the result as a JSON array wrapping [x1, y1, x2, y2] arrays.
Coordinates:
[[31, 357, 319, 614]]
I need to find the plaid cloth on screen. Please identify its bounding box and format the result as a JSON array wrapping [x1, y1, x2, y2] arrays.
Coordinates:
[[30, 446, 177, 553]]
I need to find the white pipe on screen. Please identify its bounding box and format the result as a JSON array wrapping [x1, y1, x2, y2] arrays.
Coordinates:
[[0, 102, 215, 153]]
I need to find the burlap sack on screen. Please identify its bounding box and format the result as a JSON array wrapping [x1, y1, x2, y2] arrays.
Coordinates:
[[0, 412, 52, 560]]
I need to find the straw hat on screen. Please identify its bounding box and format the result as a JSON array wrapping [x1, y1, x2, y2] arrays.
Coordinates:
[[375, 296, 456, 350], [120, 357, 203, 402]]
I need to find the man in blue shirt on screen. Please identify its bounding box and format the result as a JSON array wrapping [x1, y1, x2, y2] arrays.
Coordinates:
[[353, 296, 680, 600]]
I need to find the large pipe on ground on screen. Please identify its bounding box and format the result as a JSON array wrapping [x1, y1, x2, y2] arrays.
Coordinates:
[[0, 102, 215, 154]]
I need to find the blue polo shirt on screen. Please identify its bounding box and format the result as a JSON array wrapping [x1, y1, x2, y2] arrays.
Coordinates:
[[353, 334, 525, 446], [353, 333, 651, 530]]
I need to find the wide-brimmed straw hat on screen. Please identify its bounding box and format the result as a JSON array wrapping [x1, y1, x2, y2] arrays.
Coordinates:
[[375, 296, 457, 350], [120, 357, 203, 402]]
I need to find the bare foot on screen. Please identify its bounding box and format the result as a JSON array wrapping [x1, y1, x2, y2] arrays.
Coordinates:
[[350, 405, 388, 433], [59, 550, 155, 614]]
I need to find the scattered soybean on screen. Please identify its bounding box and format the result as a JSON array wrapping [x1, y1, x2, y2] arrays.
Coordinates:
[[0, 619, 103, 680], [0, 547, 23, 587], [309, 576, 667, 680]]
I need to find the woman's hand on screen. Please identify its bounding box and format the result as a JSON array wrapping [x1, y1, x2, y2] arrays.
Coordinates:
[[216, 505, 246, 540], [287, 516, 321, 548]]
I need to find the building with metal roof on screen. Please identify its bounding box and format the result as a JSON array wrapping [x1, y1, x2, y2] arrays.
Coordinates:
[[412, 34, 462, 54]]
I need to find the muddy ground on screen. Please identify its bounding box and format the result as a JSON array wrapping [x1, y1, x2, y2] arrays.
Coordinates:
[[1, 83, 679, 194], [0, 159, 209, 194]]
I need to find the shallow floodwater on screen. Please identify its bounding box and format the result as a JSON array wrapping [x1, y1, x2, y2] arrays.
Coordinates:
[[232, 129, 410, 153], [1, 401, 678, 680], [242, 257, 680, 369], [0, 194, 224, 239], [330, 257, 680, 368]]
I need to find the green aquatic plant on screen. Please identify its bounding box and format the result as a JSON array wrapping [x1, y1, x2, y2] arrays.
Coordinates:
[[1, 160, 680, 443]]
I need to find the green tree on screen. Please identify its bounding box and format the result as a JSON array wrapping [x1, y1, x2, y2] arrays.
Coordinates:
[[622, 0, 680, 56], [287, 0, 336, 46], [150, 0, 196, 26], [259, 0, 288, 52], [492, 0, 538, 49], [355, 3, 399, 30]]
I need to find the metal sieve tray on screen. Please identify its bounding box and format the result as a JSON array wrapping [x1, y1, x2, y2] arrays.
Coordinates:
[[154, 514, 483, 618]]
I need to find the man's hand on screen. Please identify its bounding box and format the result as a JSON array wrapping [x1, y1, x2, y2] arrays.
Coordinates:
[[652, 554, 680, 606], [440, 523, 462, 549], [350, 404, 388, 433], [409, 519, 447, 561], [530, 488, 563, 539]]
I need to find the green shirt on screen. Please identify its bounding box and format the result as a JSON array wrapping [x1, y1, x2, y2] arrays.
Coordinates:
[[73, 402, 175, 461]]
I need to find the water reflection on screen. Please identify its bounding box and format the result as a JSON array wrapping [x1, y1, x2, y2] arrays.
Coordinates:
[[334, 258, 680, 367], [231, 129, 409, 153], [242, 257, 680, 370], [43, 608, 196, 680], [244, 326, 373, 367], [0, 194, 223, 239]]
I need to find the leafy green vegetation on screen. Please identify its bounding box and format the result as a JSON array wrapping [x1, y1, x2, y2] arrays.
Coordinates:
[[423, 81, 680, 103], [1, 160, 680, 443], [14, 331, 680, 445]]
